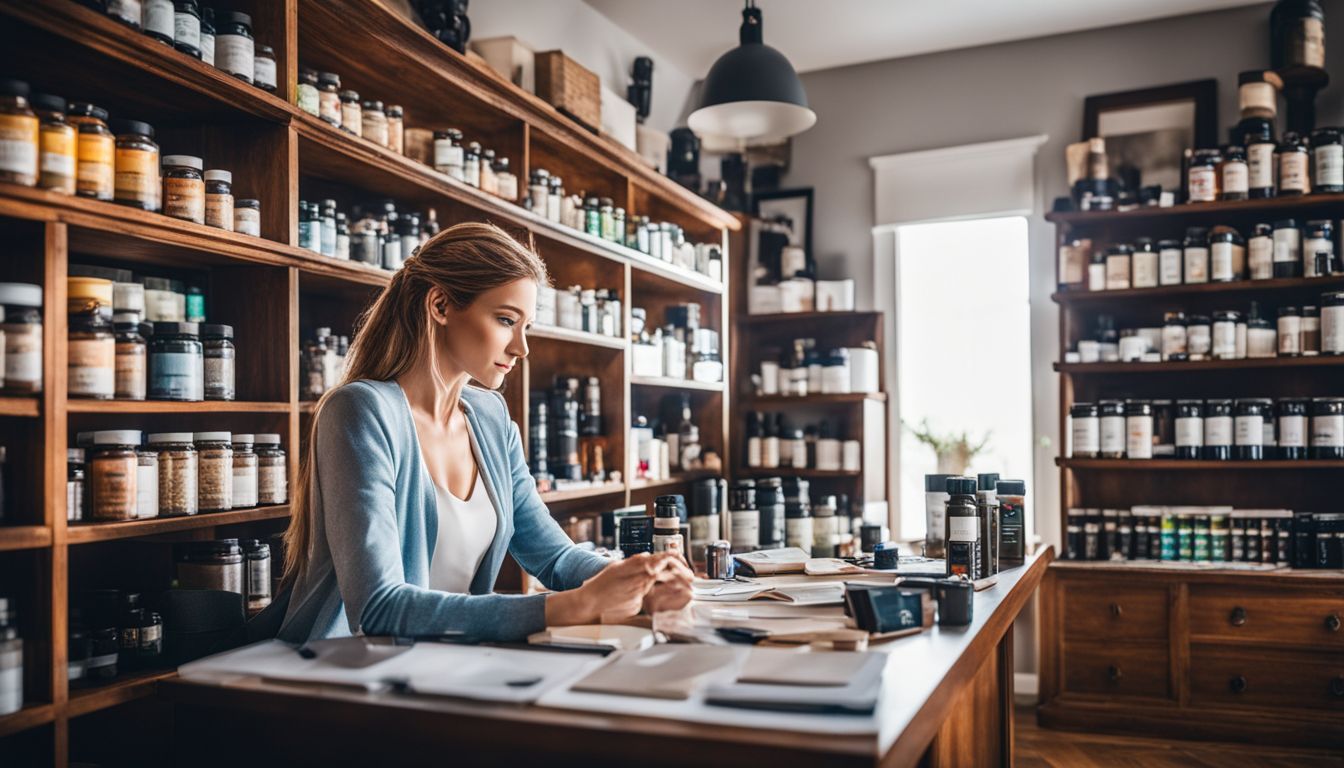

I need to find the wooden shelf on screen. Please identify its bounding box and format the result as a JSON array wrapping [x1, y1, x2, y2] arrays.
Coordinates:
[[66, 400, 293, 414], [526, 325, 627, 351], [1051, 274, 1344, 305], [67, 505, 291, 544], [630, 376, 725, 392], [745, 392, 886, 405], [1045, 192, 1344, 226], [1056, 356, 1344, 374], [740, 311, 882, 326], [1057, 457, 1344, 470], [67, 668, 177, 719], [734, 467, 861, 478], [0, 397, 39, 417], [0, 526, 52, 552], [1048, 560, 1344, 582], [0, 702, 55, 738], [539, 483, 626, 504]]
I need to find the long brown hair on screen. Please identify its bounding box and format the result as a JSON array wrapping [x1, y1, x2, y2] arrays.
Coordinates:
[[281, 222, 549, 585]]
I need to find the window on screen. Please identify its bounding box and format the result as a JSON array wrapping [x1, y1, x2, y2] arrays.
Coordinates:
[[894, 216, 1033, 541]]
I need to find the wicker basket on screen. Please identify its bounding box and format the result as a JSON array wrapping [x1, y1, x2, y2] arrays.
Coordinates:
[[535, 50, 601, 133]]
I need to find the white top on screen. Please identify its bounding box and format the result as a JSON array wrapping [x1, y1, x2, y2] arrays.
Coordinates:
[[428, 468, 498, 593]]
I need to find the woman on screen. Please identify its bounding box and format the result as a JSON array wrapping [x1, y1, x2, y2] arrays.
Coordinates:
[[278, 222, 693, 644]]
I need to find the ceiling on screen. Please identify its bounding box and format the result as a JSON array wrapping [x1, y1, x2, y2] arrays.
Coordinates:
[[583, 0, 1267, 77]]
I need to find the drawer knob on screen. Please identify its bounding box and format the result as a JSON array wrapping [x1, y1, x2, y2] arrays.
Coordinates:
[[1107, 665, 1122, 683], [1326, 614, 1341, 633], [1109, 602, 1123, 618], [1229, 675, 1247, 694], [1229, 606, 1247, 627], [1331, 676, 1344, 698]]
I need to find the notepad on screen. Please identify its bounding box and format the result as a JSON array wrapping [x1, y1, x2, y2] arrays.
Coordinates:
[[528, 625, 655, 652], [732, 547, 812, 575], [568, 645, 739, 700], [704, 649, 888, 714], [736, 647, 876, 687], [693, 579, 846, 605]]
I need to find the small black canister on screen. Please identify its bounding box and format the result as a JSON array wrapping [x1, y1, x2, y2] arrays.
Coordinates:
[[1278, 398, 1309, 459], [1204, 398, 1234, 460], [753, 477, 784, 550], [1311, 397, 1344, 459], [1233, 399, 1267, 460], [1174, 399, 1204, 459]]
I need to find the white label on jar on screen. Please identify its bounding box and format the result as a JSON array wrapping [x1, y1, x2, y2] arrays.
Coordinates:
[[1235, 415, 1264, 446], [1188, 167, 1217, 202], [1312, 414, 1344, 447], [0, 136, 36, 177], [1101, 416, 1126, 454], [1105, 256, 1130, 290], [1132, 252, 1157, 288], [41, 150, 74, 178], [1071, 417, 1099, 455], [1281, 153, 1308, 192], [173, 12, 200, 50], [1274, 228, 1301, 263], [1126, 417, 1153, 458], [1247, 328, 1277, 358], [215, 34, 255, 80], [1280, 415, 1307, 448], [1263, 420, 1276, 447], [1305, 236, 1333, 278], [143, 0, 173, 38], [731, 510, 759, 548], [1087, 263, 1105, 291], [1315, 144, 1343, 187], [1206, 416, 1233, 446], [948, 516, 979, 542], [1222, 161, 1248, 194], [234, 208, 260, 237], [1175, 417, 1203, 447], [1212, 321, 1237, 358], [201, 31, 214, 65], [1188, 324, 1211, 356], [233, 466, 258, 508], [1211, 242, 1242, 281], [1184, 247, 1208, 283], [1162, 325, 1187, 357], [254, 56, 277, 90], [1249, 236, 1273, 278], [108, 0, 141, 25], [785, 517, 813, 549], [1324, 305, 1344, 354], [1278, 316, 1301, 354], [1248, 143, 1275, 189], [137, 463, 158, 518], [1159, 248, 1182, 285]]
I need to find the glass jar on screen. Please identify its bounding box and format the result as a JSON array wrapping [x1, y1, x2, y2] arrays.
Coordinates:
[[583, 197, 601, 237], [255, 434, 287, 505], [1157, 238, 1182, 286], [0, 283, 41, 394], [90, 429, 141, 521], [106, 0, 142, 30], [1099, 399, 1126, 459], [1219, 145, 1250, 200], [479, 149, 498, 195], [1204, 399, 1233, 460], [252, 44, 277, 93], [1234, 399, 1268, 460], [1208, 226, 1245, 282], [70, 103, 114, 200], [360, 100, 388, 147], [1278, 306, 1302, 356], [149, 321, 203, 401], [1069, 402, 1099, 458], [1125, 401, 1154, 460], [172, 0, 201, 58], [215, 11, 254, 84], [195, 432, 233, 512], [202, 323, 235, 401], [527, 168, 550, 212], [1277, 132, 1309, 196], [1174, 400, 1203, 460], [111, 119, 159, 211], [1271, 0, 1325, 69], [339, 91, 362, 137], [1212, 310, 1240, 359], [204, 169, 233, 231], [1187, 314, 1212, 358], [199, 5, 215, 65], [231, 434, 258, 508], [113, 321, 146, 401], [1238, 71, 1279, 120], [1182, 227, 1209, 284], [317, 72, 341, 126], [1311, 127, 1343, 193], [1278, 398, 1309, 460], [177, 539, 243, 594], [1272, 219, 1302, 278], [599, 199, 615, 241], [68, 276, 115, 400], [1247, 223, 1273, 279], [1130, 238, 1157, 288], [1304, 220, 1334, 278], [234, 198, 261, 237], [1302, 305, 1321, 355], [1187, 148, 1220, 202], [335, 212, 350, 259], [67, 448, 86, 522], [33, 93, 75, 194], [494, 157, 517, 201], [142, 0, 174, 45], [295, 67, 320, 116], [1246, 309, 1277, 359], [386, 105, 404, 154], [463, 141, 481, 187], [136, 447, 158, 519], [433, 128, 464, 180], [1103, 244, 1131, 290], [1161, 311, 1188, 361], [1311, 397, 1344, 459], [243, 538, 271, 616], [149, 432, 197, 516], [162, 154, 205, 224]]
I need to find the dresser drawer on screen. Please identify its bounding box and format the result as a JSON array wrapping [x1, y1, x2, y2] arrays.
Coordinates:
[[1189, 586, 1344, 649], [1062, 643, 1171, 700], [1190, 645, 1344, 712], [1062, 582, 1169, 643]]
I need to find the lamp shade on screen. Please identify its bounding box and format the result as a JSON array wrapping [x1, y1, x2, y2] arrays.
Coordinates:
[[688, 4, 816, 143]]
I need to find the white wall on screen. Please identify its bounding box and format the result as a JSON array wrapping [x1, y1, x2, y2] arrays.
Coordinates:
[[469, 0, 698, 135]]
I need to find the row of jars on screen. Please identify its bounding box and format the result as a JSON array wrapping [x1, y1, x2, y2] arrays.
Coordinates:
[[297, 199, 441, 270], [535, 285, 622, 338], [1062, 506, 1306, 566], [302, 327, 348, 400], [1065, 219, 1338, 292], [295, 67, 406, 156], [69, 429, 287, 522], [97, 3, 277, 92], [1067, 396, 1344, 460], [0, 80, 262, 234], [1186, 125, 1344, 203]]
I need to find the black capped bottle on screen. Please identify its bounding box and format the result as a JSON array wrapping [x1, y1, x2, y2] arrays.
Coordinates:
[[944, 476, 981, 579]]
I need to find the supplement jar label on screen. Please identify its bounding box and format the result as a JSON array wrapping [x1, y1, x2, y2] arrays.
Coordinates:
[[164, 177, 205, 224], [114, 146, 158, 204], [1280, 415, 1306, 447], [68, 338, 115, 397], [40, 129, 75, 177], [1312, 415, 1344, 448]]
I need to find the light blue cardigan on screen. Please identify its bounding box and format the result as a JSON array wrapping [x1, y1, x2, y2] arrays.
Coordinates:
[[277, 379, 609, 644]]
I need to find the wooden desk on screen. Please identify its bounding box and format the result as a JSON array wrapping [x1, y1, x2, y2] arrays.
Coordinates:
[[163, 549, 1052, 767]]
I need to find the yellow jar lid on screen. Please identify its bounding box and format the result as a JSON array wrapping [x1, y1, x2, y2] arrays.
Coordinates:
[[67, 276, 113, 313]]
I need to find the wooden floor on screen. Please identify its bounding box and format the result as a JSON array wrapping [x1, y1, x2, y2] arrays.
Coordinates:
[[1015, 706, 1344, 767]]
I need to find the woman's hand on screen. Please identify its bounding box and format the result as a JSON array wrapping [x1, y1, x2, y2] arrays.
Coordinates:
[[545, 552, 684, 626], [642, 555, 694, 614]]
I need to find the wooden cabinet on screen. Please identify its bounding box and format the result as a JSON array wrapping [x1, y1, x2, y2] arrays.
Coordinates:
[[1187, 586, 1344, 649], [1061, 582, 1169, 643], [1061, 643, 1172, 701], [1188, 645, 1344, 712]]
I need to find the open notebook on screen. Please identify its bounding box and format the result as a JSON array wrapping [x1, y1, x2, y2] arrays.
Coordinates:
[[692, 578, 847, 605]]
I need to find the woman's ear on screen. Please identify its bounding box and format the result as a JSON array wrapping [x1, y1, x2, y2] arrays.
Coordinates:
[[426, 287, 450, 326]]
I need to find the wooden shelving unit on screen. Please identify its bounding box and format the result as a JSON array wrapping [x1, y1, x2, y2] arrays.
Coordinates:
[[1042, 193, 1344, 749], [0, 2, 736, 764]]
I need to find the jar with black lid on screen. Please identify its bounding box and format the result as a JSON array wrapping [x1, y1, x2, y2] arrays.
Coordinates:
[[1278, 398, 1309, 459], [1220, 145, 1249, 200], [1103, 244, 1132, 290], [111, 119, 159, 211], [1204, 399, 1234, 460], [172, 0, 201, 59], [1174, 400, 1204, 459], [1099, 400, 1126, 458], [1311, 127, 1343, 193], [202, 323, 234, 401], [339, 91, 362, 137], [1233, 399, 1269, 460], [177, 538, 243, 594], [754, 477, 784, 550], [71, 102, 114, 200], [1302, 305, 1321, 355], [1187, 314, 1212, 359], [162, 154, 204, 224], [1069, 402, 1099, 458], [1311, 397, 1344, 459], [1125, 401, 1154, 459], [1161, 311, 1188, 361], [1182, 226, 1209, 284], [296, 67, 320, 116], [1248, 223, 1274, 279], [1277, 132, 1310, 196], [1157, 238, 1183, 285], [361, 100, 388, 147], [1270, 0, 1325, 70], [1241, 117, 1277, 198], [1272, 219, 1302, 278], [142, 0, 174, 46], [1211, 310, 1241, 359], [253, 44, 277, 93], [215, 11, 254, 84], [1187, 148, 1220, 203], [33, 93, 75, 194], [317, 72, 341, 126], [148, 321, 203, 401], [1131, 238, 1158, 288], [1208, 226, 1245, 282], [1278, 306, 1302, 356], [1304, 220, 1334, 277]]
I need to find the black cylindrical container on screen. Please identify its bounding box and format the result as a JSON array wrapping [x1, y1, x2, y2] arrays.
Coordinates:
[[1311, 397, 1344, 459], [753, 477, 784, 549], [1234, 399, 1268, 460], [1278, 398, 1309, 459], [1204, 399, 1234, 460], [1174, 399, 1204, 459], [692, 478, 719, 521]]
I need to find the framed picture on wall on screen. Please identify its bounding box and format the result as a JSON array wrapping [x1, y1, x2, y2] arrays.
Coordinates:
[[753, 187, 814, 258], [1083, 79, 1218, 194]]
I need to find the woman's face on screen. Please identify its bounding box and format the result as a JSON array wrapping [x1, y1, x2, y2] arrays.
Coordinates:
[[431, 278, 536, 389]]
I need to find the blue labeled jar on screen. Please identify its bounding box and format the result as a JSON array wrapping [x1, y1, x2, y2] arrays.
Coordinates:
[[149, 321, 203, 401]]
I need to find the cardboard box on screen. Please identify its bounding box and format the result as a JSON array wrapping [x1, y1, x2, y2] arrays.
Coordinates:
[[470, 36, 535, 93], [535, 50, 601, 132]]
